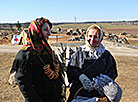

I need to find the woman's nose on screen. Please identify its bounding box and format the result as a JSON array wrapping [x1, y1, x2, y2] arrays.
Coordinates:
[[91, 36, 95, 41], [90, 37, 95, 43]]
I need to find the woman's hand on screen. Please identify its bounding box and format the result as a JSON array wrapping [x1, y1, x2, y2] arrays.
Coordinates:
[[79, 74, 94, 91]]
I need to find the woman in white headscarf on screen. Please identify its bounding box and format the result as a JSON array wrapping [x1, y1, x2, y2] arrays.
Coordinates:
[[66, 24, 121, 102]]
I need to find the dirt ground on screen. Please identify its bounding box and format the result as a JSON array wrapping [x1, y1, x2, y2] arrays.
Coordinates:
[[115, 56, 138, 102], [0, 52, 138, 102]]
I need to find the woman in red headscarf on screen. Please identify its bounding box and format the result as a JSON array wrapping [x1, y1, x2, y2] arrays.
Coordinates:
[[11, 17, 65, 102]]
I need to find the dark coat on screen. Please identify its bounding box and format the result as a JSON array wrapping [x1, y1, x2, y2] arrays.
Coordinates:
[[66, 47, 118, 102], [13, 50, 64, 102]]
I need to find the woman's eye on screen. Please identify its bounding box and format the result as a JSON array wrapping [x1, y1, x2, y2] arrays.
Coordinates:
[[94, 36, 97, 38], [89, 35, 92, 37]]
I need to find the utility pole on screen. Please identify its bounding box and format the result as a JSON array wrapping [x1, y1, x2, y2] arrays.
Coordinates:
[[74, 16, 77, 30]]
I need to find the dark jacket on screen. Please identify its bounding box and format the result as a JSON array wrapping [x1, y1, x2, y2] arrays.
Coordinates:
[[13, 50, 64, 102], [66, 47, 118, 102]]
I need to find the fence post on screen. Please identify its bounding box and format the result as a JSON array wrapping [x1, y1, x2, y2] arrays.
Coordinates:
[[56, 35, 58, 42]]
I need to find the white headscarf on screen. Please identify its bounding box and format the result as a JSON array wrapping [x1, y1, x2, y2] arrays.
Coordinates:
[[82, 24, 105, 59], [86, 24, 103, 41]]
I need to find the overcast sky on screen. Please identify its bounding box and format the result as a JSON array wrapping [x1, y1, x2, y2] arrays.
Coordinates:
[[0, 0, 138, 23]]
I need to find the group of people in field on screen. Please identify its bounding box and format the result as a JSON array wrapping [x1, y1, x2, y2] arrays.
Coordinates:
[[9, 17, 122, 102]]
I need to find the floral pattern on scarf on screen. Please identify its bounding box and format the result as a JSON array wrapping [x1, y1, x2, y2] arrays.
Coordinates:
[[21, 17, 52, 54]]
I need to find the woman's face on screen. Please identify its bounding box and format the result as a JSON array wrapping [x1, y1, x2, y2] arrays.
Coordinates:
[[42, 23, 51, 40], [87, 28, 101, 47]]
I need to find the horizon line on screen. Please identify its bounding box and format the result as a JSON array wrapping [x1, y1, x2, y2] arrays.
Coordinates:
[[0, 19, 138, 24]]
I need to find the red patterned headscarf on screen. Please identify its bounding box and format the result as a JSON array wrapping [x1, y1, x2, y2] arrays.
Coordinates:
[[21, 17, 52, 53], [21, 17, 59, 80]]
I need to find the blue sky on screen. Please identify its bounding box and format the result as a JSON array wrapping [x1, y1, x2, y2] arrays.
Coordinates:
[[0, 0, 138, 23]]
